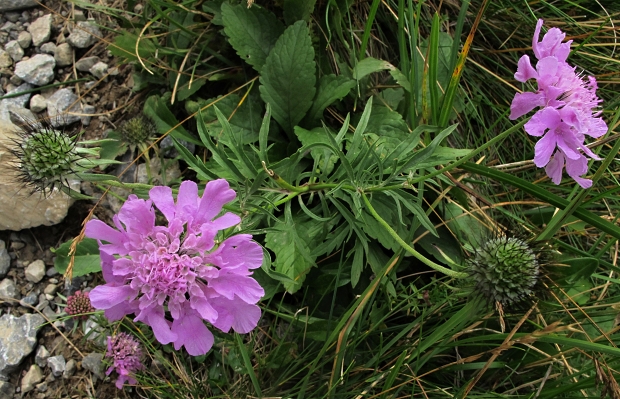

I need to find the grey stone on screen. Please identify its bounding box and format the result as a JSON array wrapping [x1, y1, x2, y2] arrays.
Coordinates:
[[81, 352, 104, 380], [0, 381, 14, 398], [5, 40, 23, 61], [36, 381, 47, 392], [53, 42, 72, 66], [14, 54, 55, 85], [21, 364, 43, 394], [67, 20, 100, 48], [47, 355, 65, 377], [88, 61, 108, 79], [0, 49, 12, 68], [43, 283, 58, 296], [16, 30, 31, 48], [80, 104, 95, 126], [0, 279, 18, 299], [3, 82, 32, 108], [29, 93, 46, 112], [0, 313, 44, 378], [83, 318, 103, 341], [0, 0, 38, 12], [8, 74, 22, 85], [39, 42, 55, 54], [46, 267, 58, 277], [62, 359, 76, 378], [0, 22, 16, 32], [7, 103, 36, 126], [46, 88, 81, 126], [5, 12, 20, 22], [75, 55, 99, 72], [19, 291, 38, 307], [34, 345, 49, 368], [42, 305, 56, 320], [0, 241, 9, 278], [27, 14, 52, 46], [161, 135, 195, 158], [73, 10, 86, 22], [25, 259, 45, 283]]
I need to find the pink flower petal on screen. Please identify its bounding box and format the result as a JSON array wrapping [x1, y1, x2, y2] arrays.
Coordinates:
[[533, 131, 558, 167], [210, 295, 261, 334], [171, 313, 214, 356], [514, 55, 537, 82], [90, 285, 136, 309], [524, 107, 561, 137], [149, 185, 176, 221], [510, 92, 544, 120], [209, 274, 265, 304], [545, 151, 564, 185], [195, 179, 237, 225]]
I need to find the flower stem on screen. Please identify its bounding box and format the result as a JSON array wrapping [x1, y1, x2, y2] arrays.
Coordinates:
[[361, 192, 467, 279]]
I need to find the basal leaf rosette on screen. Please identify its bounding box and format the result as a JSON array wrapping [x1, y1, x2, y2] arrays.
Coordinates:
[[86, 180, 264, 356]]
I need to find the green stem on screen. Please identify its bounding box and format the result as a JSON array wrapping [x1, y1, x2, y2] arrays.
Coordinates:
[[361, 192, 467, 279]]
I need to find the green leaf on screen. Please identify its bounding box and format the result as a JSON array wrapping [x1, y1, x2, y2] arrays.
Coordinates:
[[294, 126, 339, 175], [52, 238, 101, 277], [305, 74, 355, 122], [283, 0, 317, 24], [259, 20, 316, 134], [108, 31, 157, 64], [143, 95, 201, 145], [221, 3, 284, 73], [196, 93, 264, 145], [352, 57, 392, 80], [264, 214, 315, 293]]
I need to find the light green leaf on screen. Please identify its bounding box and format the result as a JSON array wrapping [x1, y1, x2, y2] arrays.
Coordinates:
[[353, 57, 392, 80], [259, 20, 316, 134], [143, 95, 201, 145], [306, 74, 355, 122], [221, 3, 284, 73], [264, 217, 315, 293], [283, 0, 317, 24], [294, 126, 338, 175], [52, 238, 101, 277]]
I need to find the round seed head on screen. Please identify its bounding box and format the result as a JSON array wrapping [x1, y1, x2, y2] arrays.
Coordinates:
[[119, 115, 157, 145], [467, 236, 539, 305], [65, 290, 95, 320]]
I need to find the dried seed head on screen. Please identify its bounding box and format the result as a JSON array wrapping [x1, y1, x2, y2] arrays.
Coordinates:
[[119, 115, 157, 145], [65, 290, 95, 320], [467, 236, 540, 305]]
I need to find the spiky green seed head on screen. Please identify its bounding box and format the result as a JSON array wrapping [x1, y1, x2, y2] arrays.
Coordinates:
[[119, 115, 157, 145], [468, 236, 539, 305], [10, 124, 82, 194]]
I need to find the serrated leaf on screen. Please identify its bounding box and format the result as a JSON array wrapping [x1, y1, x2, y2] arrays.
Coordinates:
[[259, 20, 316, 134], [221, 3, 284, 73], [52, 238, 101, 277], [306, 74, 355, 122], [265, 219, 315, 293], [352, 57, 392, 80], [283, 0, 317, 24]]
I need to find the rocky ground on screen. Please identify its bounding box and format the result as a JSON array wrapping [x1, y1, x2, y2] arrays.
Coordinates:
[[0, 0, 146, 397]]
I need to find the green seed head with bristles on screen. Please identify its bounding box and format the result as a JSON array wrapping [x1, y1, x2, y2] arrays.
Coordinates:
[[467, 236, 539, 305], [119, 115, 157, 146]]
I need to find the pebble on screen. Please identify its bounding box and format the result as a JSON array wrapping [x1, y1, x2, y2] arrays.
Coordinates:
[[16, 30, 31, 48], [81, 104, 96, 126], [63, 359, 76, 378], [73, 10, 86, 22], [5, 40, 24, 61], [25, 259, 46, 283], [0, 278, 19, 299], [36, 381, 48, 392], [47, 355, 66, 377], [5, 12, 20, 23], [0, 48, 12, 68], [81, 353, 104, 380], [0, 240, 10, 278], [0, 313, 44, 377], [39, 41, 55, 54], [75, 55, 99, 72], [67, 20, 100, 48], [29, 93, 47, 112], [88, 61, 108, 79], [35, 345, 50, 368], [0, 1, 38, 12], [28, 14, 52, 46], [0, 381, 14, 398], [43, 283, 58, 296], [4, 82, 32, 108], [21, 364, 44, 394], [19, 291, 38, 307], [53, 42, 72, 66], [9, 74, 22, 85], [14, 54, 55, 85], [46, 88, 81, 126], [1, 22, 16, 33]]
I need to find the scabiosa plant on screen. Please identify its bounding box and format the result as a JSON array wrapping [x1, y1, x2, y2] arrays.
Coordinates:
[[119, 114, 158, 147], [467, 236, 540, 305], [65, 290, 95, 320], [106, 332, 145, 389], [86, 179, 264, 356], [509, 19, 607, 188]]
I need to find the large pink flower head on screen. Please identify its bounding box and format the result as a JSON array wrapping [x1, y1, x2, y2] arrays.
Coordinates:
[[509, 19, 607, 188], [86, 180, 264, 356]]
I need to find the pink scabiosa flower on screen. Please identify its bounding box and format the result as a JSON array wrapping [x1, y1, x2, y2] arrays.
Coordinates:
[[509, 19, 607, 188], [106, 332, 144, 389], [65, 290, 95, 320], [86, 180, 264, 356]]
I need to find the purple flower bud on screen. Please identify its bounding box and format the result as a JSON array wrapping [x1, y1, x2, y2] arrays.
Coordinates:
[[65, 290, 95, 320], [105, 333, 145, 389]]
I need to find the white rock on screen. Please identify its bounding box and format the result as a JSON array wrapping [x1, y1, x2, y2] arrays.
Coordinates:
[[34, 345, 49, 368], [39, 42, 55, 54], [25, 259, 45, 283], [47, 355, 66, 377], [0, 49, 12, 68], [29, 93, 47, 112], [67, 20, 100, 48], [75, 55, 99, 71], [16, 30, 31, 48], [0, 314, 44, 378], [80, 104, 95, 126], [0, 0, 38, 12], [53, 42, 72, 66], [14, 54, 55, 85], [0, 279, 18, 299], [46, 88, 81, 126], [88, 61, 108, 79], [21, 364, 44, 394], [27, 14, 52, 46], [5, 40, 23, 61]]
